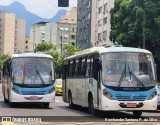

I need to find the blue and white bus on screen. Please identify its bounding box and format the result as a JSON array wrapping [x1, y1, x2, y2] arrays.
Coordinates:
[[62, 45, 157, 116], [2, 53, 56, 107]]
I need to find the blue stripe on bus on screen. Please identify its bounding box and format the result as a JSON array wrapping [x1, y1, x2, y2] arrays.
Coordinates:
[[105, 87, 156, 101], [13, 84, 54, 95]]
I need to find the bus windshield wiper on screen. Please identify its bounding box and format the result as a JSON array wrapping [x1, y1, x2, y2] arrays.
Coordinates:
[[36, 67, 45, 84], [118, 61, 126, 87], [128, 64, 145, 87]]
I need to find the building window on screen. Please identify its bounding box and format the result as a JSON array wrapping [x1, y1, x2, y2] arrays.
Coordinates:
[[65, 28, 69, 31], [98, 19, 102, 27], [103, 30, 107, 40], [59, 27, 64, 31], [98, 33, 101, 40], [98, 6, 102, 14], [103, 17, 107, 25], [71, 35, 76, 40], [104, 3, 108, 12], [72, 28, 75, 32]]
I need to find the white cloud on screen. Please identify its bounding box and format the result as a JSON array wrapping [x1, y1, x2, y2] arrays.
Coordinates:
[[0, 0, 77, 19]]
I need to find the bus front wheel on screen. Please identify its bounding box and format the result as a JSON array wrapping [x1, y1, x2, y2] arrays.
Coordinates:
[[68, 92, 75, 108], [4, 92, 8, 103], [133, 111, 142, 117], [43, 103, 49, 108], [88, 96, 96, 115]]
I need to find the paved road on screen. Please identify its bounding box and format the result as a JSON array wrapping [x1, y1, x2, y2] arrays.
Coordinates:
[[0, 84, 160, 125]]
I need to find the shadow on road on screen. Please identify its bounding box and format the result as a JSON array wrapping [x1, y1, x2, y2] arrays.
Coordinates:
[[0, 100, 53, 109]]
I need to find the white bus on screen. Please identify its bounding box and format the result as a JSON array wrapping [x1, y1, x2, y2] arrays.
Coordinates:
[[62, 45, 157, 117], [2, 53, 56, 107]]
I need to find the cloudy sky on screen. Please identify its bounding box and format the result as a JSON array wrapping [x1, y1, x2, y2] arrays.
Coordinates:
[[0, 0, 77, 19]]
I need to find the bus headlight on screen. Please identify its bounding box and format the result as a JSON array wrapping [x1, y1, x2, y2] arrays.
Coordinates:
[[103, 89, 114, 100], [148, 91, 157, 100], [48, 87, 55, 94], [12, 87, 20, 94]]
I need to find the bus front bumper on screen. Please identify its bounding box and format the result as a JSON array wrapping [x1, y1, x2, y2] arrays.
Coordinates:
[[101, 96, 157, 111], [10, 91, 55, 103]]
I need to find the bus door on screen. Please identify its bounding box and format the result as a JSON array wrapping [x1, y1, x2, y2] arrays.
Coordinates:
[[93, 55, 101, 108]]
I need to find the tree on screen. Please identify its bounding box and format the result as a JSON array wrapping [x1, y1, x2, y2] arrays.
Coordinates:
[[110, 0, 160, 81], [0, 55, 9, 70], [43, 44, 81, 78], [62, 44, 81, 57], [35, 42, 55, 52]]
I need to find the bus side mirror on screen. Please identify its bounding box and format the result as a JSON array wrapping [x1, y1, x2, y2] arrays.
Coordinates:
[[58, 0, 69, 7]]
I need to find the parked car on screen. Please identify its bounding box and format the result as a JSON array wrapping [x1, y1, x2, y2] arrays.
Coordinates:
[[55, 79, 62, 95]]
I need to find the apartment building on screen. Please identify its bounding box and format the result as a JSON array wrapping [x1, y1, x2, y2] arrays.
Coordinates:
[[60, 7, 77, 23], [95, 0, 114, 47], [29, 8, 77, 53], [77, 0, 114, 50], [36, 22, 77, 53], [0, 11, 26, 56], [15, 18, 26, 53], [29, 22, 47, 51], [76, 0, 93, 50], [0, 11, 15, 56]]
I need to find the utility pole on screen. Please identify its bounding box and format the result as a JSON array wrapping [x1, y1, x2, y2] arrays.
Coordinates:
[[60, 35, 63, 55], [143, 10, 146, 49], [33, 25, 35, 51]]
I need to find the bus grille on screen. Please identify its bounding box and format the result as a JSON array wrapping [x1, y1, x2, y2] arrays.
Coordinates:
[[115, 96, 147, 101], [21, 91, 46, 95]]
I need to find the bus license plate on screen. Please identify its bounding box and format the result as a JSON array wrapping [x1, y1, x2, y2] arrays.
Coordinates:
[[29, 96, 38, 100], [127, 103, 136, 107]]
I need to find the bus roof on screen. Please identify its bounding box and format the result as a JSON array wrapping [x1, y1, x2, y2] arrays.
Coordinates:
[[64, 46, 152, 60], [10, 53, 53, 59]]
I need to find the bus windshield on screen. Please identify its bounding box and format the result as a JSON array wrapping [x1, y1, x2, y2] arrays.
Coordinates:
[[12, 57, 54, 84], [102, 52, 156, 87]]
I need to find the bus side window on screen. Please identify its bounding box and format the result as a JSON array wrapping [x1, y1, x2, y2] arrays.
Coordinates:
[[90, 56, 93, 77], [81, 58, 86, 77], [67, 61, 70, 77], [86, 56, 90, 77], [69, 60, 73, 77], [75, 60, 79, 77], [72, 60, 76, 77], [78, 58, 82, 77]]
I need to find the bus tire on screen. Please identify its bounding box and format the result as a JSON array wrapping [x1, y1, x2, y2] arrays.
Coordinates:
[[4, 98, 8, 103], [68, 92, 74, 109], [133, 111, 142, 117], [88, 95, 96, 115], [4, 92, 8, 103], [43, 103, 49, 108]]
